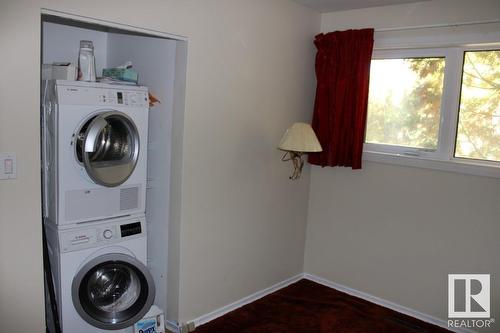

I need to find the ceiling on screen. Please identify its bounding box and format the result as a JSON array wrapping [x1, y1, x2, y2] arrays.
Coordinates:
[[291, 0, 431, 13]]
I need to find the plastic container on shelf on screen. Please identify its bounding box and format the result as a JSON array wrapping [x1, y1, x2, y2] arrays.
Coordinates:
[[77, 40, 96, 82]]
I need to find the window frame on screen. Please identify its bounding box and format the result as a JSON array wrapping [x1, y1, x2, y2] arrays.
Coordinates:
[[363, 45, 500, 178]]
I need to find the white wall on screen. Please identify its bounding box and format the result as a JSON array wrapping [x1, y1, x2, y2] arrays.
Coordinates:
[[0, 0, 319, 331], [174, 1, 318, 321], [305, 0, 500, 329], [42, 22, 108, 75]]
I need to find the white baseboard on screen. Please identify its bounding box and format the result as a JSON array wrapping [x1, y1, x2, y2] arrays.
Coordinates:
[[191, 273, 304, 328], [303, 273, 475, 333], [165, 319, 181, 333], [187, 272, 474, 333]]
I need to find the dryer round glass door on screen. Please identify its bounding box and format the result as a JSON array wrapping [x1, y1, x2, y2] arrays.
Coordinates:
[[76, 111, 140, 187], [72, 253, 155, 330]]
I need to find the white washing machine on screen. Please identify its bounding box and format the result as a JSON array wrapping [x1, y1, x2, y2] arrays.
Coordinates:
[[42, 80, 149, 228], [45, 215, 155, 333]]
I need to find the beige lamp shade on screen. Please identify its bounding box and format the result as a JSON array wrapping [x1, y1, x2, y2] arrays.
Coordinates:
[[278, 122, 322, 152]]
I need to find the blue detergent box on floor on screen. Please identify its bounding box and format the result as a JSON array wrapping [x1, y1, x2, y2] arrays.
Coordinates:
[[135, 318, 157, 333], [134, 305, 165, 333]]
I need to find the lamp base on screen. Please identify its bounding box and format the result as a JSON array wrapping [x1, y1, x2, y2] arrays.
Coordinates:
[[281, 151, 304, 180]]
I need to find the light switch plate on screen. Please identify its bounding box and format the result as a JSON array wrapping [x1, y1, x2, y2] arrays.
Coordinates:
[[0, 153, 17, 180]]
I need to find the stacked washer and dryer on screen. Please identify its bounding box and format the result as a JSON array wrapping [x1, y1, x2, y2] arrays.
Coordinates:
[[42, 80, 156, 332]]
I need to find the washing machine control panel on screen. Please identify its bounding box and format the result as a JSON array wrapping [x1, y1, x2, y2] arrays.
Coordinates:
[[120, 221, 142, 237], [103, 229, 114, 239], [58, 218, 145, 252], [98, 226, 118, 241]]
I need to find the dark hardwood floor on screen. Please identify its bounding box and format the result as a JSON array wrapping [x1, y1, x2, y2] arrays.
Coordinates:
[[194, 279, 451, 333]]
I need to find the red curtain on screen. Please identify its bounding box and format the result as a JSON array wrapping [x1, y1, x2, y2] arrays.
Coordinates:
[[308, 29, 374, 169]]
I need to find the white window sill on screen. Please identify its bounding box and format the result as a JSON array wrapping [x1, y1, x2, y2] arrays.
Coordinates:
[[363, 151, 500, 179]]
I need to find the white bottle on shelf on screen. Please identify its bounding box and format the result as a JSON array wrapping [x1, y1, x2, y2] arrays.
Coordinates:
[[77, 40, 96, 82]]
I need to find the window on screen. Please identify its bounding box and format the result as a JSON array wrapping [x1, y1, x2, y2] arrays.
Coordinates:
[[366, 57, 445, 150], [455, 50, 500, 163], [364, 47, 500, 177]]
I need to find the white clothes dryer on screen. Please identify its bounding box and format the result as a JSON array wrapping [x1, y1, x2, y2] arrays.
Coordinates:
[[42, 80, 149, 228], [45, 215, 155, 333]]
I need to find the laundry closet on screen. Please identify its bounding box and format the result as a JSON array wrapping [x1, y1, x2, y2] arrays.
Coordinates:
[[41, 12, 186, 333]]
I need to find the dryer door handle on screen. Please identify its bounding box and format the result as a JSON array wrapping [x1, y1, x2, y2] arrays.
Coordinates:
[[84, 117, 108, 153]]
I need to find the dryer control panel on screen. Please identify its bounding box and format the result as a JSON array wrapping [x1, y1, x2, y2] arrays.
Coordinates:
[[57, 216, 146, 253], [98, 90, 148, 107], [56, 80, 149, 108]]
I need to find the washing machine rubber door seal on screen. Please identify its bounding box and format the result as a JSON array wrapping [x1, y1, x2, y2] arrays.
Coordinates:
[[71, 253, 155, 330]]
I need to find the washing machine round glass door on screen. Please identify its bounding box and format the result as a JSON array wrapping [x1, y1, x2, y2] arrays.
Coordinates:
[[72, 253, 155, 330], [76, 111, 140, 187]]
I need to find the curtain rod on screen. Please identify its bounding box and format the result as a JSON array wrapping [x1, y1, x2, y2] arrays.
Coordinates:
[[375, 18, 500, 32]]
